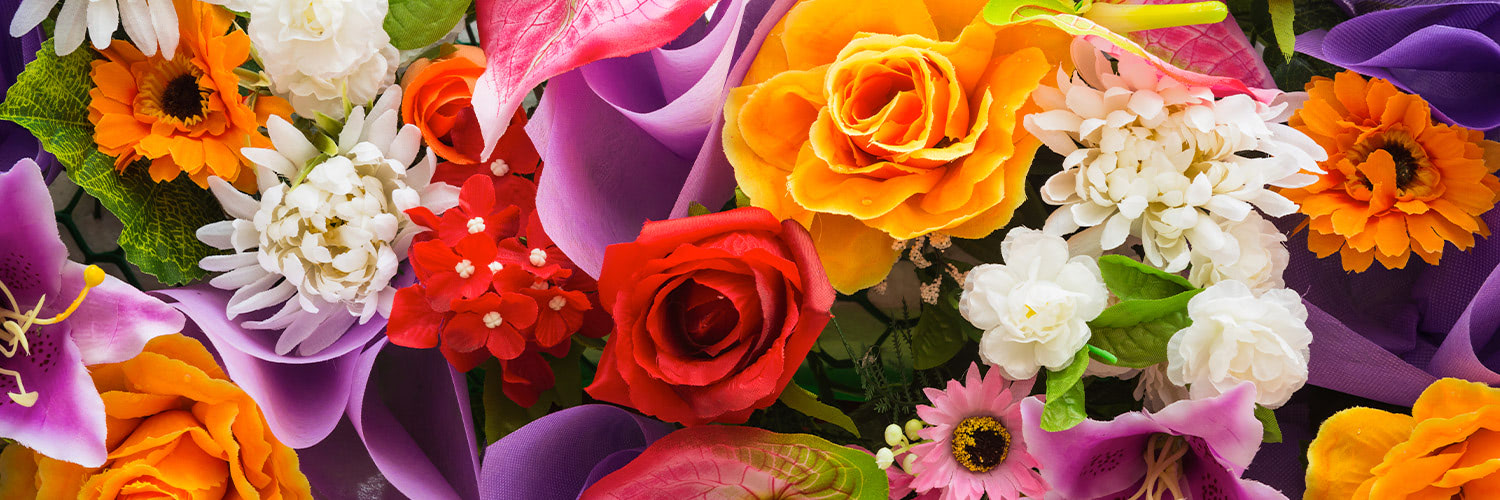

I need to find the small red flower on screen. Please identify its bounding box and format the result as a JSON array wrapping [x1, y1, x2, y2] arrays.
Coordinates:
[[387, 285, 444, 349], [409, 234, 499, 309], [518, 287, 591, 348], [442, 292, 538, 361], [407, 174, 522, 246]]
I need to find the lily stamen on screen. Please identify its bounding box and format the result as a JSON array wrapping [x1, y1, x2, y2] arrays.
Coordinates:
[[0, 265, 108, 407]]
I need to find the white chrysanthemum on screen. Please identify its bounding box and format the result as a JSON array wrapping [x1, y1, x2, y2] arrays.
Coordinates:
[[198, 88, 459, 356], [235, 0, 399, 119], [1166, 280, 1311, 408], [12, 0, 182, 57], [1026, 40, 1327, 272], [959, 228, 1110, 379], [1188, 214, 1288, 293]]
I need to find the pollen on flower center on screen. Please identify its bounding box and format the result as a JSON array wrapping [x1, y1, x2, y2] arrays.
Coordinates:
[[490, 159, 510, 176], [530, 281, 548, 290], [548, 296, 566, 311], [161, 73, 208, 121], [482, 311, 503, 328], [0, 265, 107, 408], [950, 416, 1011, 473], [488, 261, 504, 273], [529, 249, 547, 267], [466, 217, 486, 234], [455, 259, 475, 279]]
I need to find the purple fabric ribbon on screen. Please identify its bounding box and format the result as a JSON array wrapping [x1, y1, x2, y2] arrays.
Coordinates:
[[1, 0, 60, 182], [1298, 1, 1500, 136], [478, 404, 674, 500]]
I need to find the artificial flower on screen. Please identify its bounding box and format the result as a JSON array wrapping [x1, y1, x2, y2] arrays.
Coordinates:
[[959, 228, 1109, 380], [724, 0, 1073, 292], [401, 44, 494, 164], [1306, 377, 1500, 499], [1187, 214, 1289, 292], [1029, 39, 1325, 272], [232, 0, 399, 119], [0, 334, 312, 499], [10, 0, 181, 58], [1167, 280, 1312, 409], [586, 206, 834, 425], [0, 159, 183, 467], [0, 0, 58, 182], [908, 363, 1045, 500], [197, 88, 459, 356], [1021, 382, 1284, 499], [87, 0, 291, 189], [1279, 71, 1500, 271], [1302, 1, 1500, 135], [478, 404, 674, 500], [527, 0, 793, 276]]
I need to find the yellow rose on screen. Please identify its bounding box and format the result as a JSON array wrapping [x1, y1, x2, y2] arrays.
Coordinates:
[[724, 0, 1071, 292], [0, 335, 311, 499]]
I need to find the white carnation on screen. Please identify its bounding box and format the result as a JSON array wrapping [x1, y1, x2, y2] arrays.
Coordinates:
[[239, 0, 399, 119], [198, 88, 459, 356], [1025, 39, 1326, 272], [959, 228, 1110, 379], [1166, 280, 1312, 408], [1189, 214, 1289, 293]]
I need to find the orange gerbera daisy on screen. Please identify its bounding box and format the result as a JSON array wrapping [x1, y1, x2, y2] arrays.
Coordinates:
[[1280, 71, 1500, 272], [87, 0, 291, 190]]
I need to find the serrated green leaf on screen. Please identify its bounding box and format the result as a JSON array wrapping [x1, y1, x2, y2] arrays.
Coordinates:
[[912, 302, 971, 370], [385, 0, 472, 50], [688, 201, 711, 217], [1087, 288, 1203, 368], [0, 40, 222, 285], [1269, 0, 1295, 59], [1041, 349, 1090, 431], [1096, 255, 1193, 301], [780, 383, 861, 438], [1255, 405, 1283, 443]]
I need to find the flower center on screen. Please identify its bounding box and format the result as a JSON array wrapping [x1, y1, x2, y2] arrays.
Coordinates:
[[488, 261, 504, 273], [482, 311, 503, 328], [529, 249, 547, 267], [455, 259, 475, 279], [161, 74, 208, 121], [1128, 433, 1190, 500], [466, 217, 486, 234], [490, 159, 510, 176], [548, 296, 567, 311], [950, 416, 1011, 473], [1351, 130, 1433, 193], [0, 265, 107, 408]]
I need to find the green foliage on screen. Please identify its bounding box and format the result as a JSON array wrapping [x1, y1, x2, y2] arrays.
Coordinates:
[[1255, 405, 1283, 443], [1230, 0, 1348, 91], [482, 345, 583, 444], [1088, 288, 1203, 368], [688, 201, 711, 216], [781, 383, 862, 438], [1097, 255, 1193, 301], [1269, 0, 1296, 59], [912, 301, 972, 370], [385, 0, 473, 50], [1041, 349, 1090, 431], [0, 40, 223, 285]]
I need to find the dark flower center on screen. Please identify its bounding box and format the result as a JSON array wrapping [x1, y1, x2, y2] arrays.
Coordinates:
[[951, 416, 1010, 473], [666, 280, 739, 354], [1379, 144, 1420, 189], [161, 74, 207, 121]]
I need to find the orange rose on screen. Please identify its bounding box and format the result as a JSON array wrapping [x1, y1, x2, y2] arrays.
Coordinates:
[[723, 0, 1071, 292], [402, 45, 539, 166], [1306, 378, 1500, 499], [0, 335, 311, 499]]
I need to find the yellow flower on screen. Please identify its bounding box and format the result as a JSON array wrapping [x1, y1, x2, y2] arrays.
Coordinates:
[[723, 0, 1071, 292], [1306, 378, 1500, 499]]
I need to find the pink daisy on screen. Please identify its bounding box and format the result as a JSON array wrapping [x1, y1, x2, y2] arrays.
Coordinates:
[[909, 363, 1047, 500]]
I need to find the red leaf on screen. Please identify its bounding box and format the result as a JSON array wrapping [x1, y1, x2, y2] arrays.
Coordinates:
[[472, 0, 718, 157]]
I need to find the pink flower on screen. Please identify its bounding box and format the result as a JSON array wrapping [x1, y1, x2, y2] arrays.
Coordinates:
[[909, 363, 1046, 500]]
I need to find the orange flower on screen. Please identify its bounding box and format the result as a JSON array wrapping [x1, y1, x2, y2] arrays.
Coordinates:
[[723, 0, 1071, 293], [1306, 378, 1500, 499], [1280, 71, 1500, 272], [402, 45, 540, 168], [88, 0, 291, 191], [0, 335, 312, 499]]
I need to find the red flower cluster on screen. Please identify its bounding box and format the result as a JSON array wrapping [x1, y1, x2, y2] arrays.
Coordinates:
[[388, 173, 606, 407]]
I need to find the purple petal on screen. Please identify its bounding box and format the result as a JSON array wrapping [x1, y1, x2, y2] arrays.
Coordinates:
[[530, 0, 797, 276], [0, 159, 65, 307], [58, 262, 183, 365], [160, 286, 365, 447], [296, 417, 407, 500], [1019, 397, 1161, 499], [1149, 383, 1263, 474], [155, 285, 381, 364], [0, 325, 106, 467], [479, 404, 674, 500], [348, 339, 480, 500]]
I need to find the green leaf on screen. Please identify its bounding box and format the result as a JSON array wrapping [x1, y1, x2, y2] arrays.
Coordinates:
[[1269, 0, 1295, 60], [582, 426, 888, 499], [912, 302, 972, 370], [1096, 255, 1193, 301], [780, 383, 862, 438], [0, 40, 222, 285], [688, 201, 711, 217], [1087, 288, 1203, 368], [1041, 349, 1090, 431], [734, 186, 751, 208], [482, 345, 586, 444], [384, 0, 472, 51], [1255, 405, 1283, 443]]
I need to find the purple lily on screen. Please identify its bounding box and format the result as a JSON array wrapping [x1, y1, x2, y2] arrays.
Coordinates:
[[0, 159, 183, 466], [1, 0, 59, 181], [1020, 383, 1285, 500]]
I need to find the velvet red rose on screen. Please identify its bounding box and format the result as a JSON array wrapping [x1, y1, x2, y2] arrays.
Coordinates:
[[585, 207, 834, 426]]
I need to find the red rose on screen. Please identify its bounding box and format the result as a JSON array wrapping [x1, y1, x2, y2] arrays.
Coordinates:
[[585, 207, 835, 425]]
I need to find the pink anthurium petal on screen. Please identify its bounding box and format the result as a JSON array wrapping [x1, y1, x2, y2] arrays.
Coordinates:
[[471, 0, 718, 158], [1124, 0, 1275, 89]]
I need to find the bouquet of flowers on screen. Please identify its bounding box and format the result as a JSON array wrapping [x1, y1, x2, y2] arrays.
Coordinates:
[[2, 0, 1498, 498]]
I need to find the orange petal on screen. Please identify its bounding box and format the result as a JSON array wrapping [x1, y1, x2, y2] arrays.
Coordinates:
[[1306, 406, 1414, 500], [807, 213, 901, 293], [779, 0, 939, 70]]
